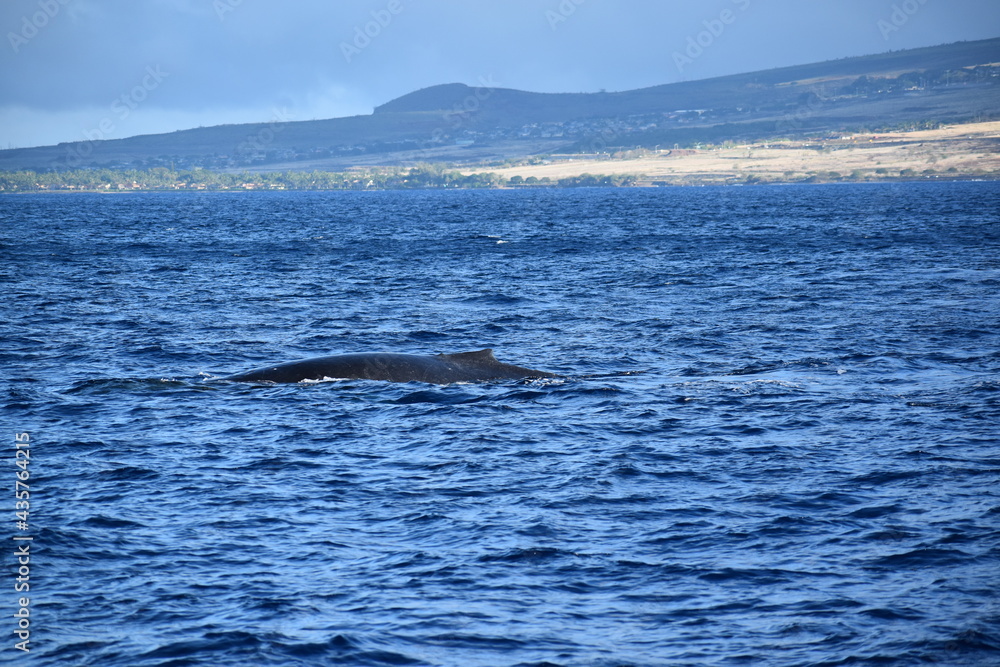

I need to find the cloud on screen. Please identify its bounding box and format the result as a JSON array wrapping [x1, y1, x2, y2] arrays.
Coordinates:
[[2, 0, 998, 148]]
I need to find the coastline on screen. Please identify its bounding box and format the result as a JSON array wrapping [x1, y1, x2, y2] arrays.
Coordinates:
[[2, 120, 997, 193]]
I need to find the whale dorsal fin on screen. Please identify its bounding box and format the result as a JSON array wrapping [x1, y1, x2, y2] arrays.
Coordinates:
[[438, 349, 497, 364]]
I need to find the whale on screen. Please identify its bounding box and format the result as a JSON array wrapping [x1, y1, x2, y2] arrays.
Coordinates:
[[224, 349, 557, 385]]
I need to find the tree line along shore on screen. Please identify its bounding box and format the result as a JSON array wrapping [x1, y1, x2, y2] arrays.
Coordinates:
[[0, 166, 639, 192]]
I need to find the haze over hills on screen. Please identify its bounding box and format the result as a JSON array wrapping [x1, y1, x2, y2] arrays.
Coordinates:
[[1, 37, 998, 173]]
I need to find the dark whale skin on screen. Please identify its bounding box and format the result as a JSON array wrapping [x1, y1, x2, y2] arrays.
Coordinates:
[[224, 349, 557, 385]]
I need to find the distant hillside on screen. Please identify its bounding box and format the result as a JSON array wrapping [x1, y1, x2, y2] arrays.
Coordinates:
[[375, 38, 1000, 125], [2, 37, 998, 173]]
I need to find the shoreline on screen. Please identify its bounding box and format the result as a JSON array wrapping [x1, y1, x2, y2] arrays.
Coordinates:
[[3, 120, 998, 193], [5, 178, 998, 195], [3, 174, 998, 194]]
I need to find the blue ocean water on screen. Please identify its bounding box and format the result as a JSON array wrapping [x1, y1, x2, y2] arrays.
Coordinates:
[[2, 183, 999, 666]]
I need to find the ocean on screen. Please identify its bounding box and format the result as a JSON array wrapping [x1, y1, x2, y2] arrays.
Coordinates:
[[2, 183, 999, 666]]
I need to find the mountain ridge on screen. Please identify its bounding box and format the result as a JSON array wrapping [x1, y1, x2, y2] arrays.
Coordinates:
[[2, 37, 997, 172]]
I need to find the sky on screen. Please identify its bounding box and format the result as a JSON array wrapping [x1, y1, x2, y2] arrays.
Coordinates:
[[1, 0, 998, 149]]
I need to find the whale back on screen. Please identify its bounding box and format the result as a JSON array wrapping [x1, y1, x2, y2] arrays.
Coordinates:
[[436, 349, 498, 365], [226, 349, 555, 384]]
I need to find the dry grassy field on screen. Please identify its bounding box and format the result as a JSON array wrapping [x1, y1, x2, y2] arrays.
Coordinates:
[[484, 120, 1000, 185]]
